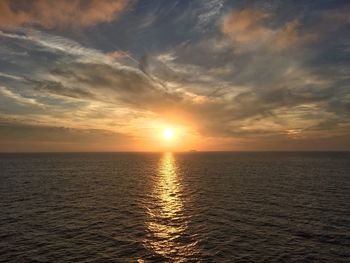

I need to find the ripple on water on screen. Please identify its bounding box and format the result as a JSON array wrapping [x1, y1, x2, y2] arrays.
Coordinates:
[[0, 152, 349, 262]]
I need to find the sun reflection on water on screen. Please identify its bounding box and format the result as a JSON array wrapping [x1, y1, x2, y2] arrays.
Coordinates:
[[143, 152, 197, 261]]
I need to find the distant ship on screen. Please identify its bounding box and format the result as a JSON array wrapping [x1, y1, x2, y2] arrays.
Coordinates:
[[189, 149, 198, 152]]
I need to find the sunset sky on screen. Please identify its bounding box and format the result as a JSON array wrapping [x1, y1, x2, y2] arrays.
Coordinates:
[[0, 0, 349, 152]]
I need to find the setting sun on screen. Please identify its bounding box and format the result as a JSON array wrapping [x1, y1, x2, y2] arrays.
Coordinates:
[[0, 1, 348, 262], [163, 128, 174, 140]]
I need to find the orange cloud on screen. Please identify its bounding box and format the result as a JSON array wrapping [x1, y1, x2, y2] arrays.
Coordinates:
[[274, 20, 317, 49], [222, 9, 316, 49], [0, 0, 129, 28], [107, 50, 127, 60], [221, 9, 272, 44]]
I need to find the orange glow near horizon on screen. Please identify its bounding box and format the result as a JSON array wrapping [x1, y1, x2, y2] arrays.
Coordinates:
[[131, 118, 201, 151]]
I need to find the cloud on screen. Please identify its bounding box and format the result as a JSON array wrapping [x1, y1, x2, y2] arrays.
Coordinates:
[[0, 85, 44, 107], [319, 4, 350, 29], [195, 0, 225, 31], [222, 9, 272, 44], [0, 29, 105, 61], [274, 20, 317, 49], [0, 72, 25, 81], [136, 43, 349, 143], [0, 0, 129, 29], [0, 1, 349, 151], [33, 80, 97, 101], [0, 29, 183, 110], [0, 120, 134, 152], [107, 50, 128, 60], [0, 28, 138, 67], [44, 61, 198, 120], [221, 8, 317, 50]]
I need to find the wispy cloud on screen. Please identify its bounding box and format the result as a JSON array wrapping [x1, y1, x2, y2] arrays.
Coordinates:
[[0, 85, 45, 107], [0, 72, 25, 81], [195, 0, 226, 31], [0, 28, 137, 66]]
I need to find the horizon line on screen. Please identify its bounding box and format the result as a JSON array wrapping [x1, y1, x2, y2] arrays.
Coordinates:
[[0, 150, 349, 154]]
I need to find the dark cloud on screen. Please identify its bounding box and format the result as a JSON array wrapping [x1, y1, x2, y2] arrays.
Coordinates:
[[34, 80, 97, 100], [48, 62, 185, 109], [0, 120, 134, 152]]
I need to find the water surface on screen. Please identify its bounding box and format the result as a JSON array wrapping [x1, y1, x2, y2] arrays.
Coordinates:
[[0, 152, 349, 262]]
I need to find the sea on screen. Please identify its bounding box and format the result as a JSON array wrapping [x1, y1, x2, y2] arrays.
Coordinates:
[[0, 152, 349, 262]]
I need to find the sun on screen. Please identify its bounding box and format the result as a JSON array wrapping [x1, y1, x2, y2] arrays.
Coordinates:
[[163, 128, 174, 140]]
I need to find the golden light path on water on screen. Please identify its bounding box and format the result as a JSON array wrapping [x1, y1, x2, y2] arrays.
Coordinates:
[[142, 152, 198, 262]]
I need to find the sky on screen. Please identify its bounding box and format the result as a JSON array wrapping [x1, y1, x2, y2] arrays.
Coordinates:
[[0, 0, 349, 152]]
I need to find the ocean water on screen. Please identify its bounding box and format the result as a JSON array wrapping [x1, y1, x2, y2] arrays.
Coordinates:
[[0, 152, 349, 262]]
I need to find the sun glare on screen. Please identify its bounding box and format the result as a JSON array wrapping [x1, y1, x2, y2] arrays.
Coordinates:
[[163, 128, 174, 140]]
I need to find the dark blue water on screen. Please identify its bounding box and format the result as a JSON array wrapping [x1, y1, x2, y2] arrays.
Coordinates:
[[0, 152, 349, 262]]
